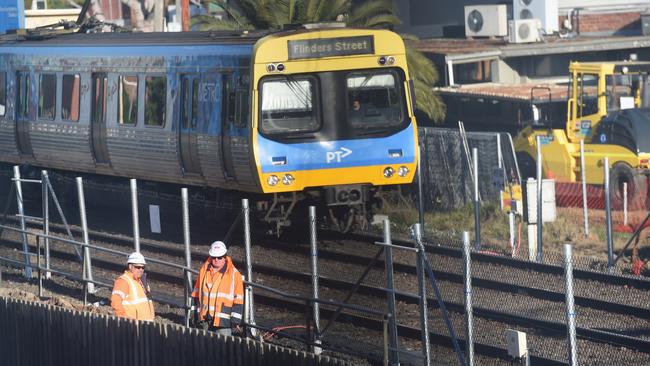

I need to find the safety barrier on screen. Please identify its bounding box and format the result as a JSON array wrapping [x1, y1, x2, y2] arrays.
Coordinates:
[[0, 296, 348, 366]]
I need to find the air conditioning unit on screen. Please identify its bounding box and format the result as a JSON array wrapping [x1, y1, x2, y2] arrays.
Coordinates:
[[513, 0, 558, 34], [509, 19, 541, 43], [464, 5, 508, 37]]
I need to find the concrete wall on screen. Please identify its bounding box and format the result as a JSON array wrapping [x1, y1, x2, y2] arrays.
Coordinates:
[[24, 8, 81, 28]]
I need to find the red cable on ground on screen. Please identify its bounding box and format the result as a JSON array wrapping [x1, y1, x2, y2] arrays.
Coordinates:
[[632, 259, 645, 276], [262, 325, 306, 342]]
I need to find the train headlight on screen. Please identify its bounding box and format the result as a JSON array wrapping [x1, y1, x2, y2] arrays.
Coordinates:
[[267, 175, 279, 186], [266, 64, 276, 72], [397, 166, 409, 177], [276, 63, 285, 72], [383, 167, 395, 178], [282, 174, 294, 185], [378, 56, 395, 66]]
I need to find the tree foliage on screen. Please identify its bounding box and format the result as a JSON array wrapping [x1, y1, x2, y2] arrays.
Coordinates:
[[193, 0, 445, 122]]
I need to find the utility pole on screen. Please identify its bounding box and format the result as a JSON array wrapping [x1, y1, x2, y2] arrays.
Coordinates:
[[182, 0, 190, 31]]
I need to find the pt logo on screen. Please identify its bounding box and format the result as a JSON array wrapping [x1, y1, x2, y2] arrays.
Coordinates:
[[326, 147, 352, 163]]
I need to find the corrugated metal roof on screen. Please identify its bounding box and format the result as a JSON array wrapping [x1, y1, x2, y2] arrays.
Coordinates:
[[411, 34, 650, 60]]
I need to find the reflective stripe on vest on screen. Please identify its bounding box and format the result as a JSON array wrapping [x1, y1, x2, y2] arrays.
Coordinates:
[[119, 272, 154, 321]]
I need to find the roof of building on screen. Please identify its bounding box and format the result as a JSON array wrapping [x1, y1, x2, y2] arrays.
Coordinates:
[[411, 34, 650, 62], [437, 82, 569, 101]]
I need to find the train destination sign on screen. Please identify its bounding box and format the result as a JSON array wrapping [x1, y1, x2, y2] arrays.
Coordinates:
[[288, 36, 374, 60]]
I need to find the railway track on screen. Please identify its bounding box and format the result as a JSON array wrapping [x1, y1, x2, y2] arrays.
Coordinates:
[[1, 221, 649, 365]]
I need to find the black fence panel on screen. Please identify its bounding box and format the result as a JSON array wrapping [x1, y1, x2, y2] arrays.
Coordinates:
[[0, 297, 348, 366]]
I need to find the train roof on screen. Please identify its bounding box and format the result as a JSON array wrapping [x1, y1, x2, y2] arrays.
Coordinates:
[[0, 30, 268, 47], [0, 24, 390, 48]]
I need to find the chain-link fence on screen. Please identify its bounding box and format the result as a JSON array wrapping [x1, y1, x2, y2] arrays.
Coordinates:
[[417, 127, 519, 211]]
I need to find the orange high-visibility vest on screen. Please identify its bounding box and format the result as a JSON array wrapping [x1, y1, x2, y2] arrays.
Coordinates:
[[191, 256, 244, 328], [111, 271, 155, 321]]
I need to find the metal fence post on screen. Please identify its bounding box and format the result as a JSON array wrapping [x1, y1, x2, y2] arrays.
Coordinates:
[[563, 244, 579, 366], [604, 157, 614, 272], [508, 211, 516, 256], [242, 198, 257, 337], [130, 179, 140, 253], [580, 140, 589, 235], [413, 223, 432, 365], [623, 182, 627, 226], [181, 188, 192, 327], [309, 206, 322, 354], [462, 232, 474, 366], [417, 140, 425, 230], [536, 136, 543, 263], [13, 166, 32, 279], [383, 219, 400, 365], [41, 171, 51, 279], [472, 148, 481, 250], [76, 177, 95, 294]]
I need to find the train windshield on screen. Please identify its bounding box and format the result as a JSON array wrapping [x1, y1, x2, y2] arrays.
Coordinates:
[[347, 72, 403, 128], [260, 76, 319, 134]]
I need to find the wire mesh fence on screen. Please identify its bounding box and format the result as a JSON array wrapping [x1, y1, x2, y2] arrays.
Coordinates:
[[412, 127, 650, 278]]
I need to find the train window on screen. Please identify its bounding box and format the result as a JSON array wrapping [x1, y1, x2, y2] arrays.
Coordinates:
[[38, 74, 56, 120], [118, 75, 138, 125], [222, 75, 235, 124], [347, 71, 404, 128], [181, 77, 198, 129], [0, 72, 5, 116], [145, 76, 166, 127], [92, 74, 108, 124], [17, 72, 31, 119], [235, 87, 249, 128], [61, 74, 80, 122], [260, 76, 319, 134]]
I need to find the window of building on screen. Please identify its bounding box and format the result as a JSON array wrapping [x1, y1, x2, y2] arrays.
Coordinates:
[[38, 74, 56, 120], [145, 76, 166, 127], [61, 74, 80, 121], [118, 75, 138, 125], [0, 72, 5, 116]]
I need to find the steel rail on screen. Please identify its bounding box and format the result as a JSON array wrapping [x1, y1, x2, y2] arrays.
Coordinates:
[[3, 229, 649, 359]]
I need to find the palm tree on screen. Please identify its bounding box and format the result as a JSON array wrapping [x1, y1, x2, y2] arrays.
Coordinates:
[[192, 0, 445, 122]]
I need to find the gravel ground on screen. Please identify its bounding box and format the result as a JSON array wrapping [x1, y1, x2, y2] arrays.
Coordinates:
[[1, 219, 650, 365]]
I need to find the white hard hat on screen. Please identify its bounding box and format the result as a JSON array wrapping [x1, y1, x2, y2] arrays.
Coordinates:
[[127, 252, 146, 265], [209, 241, 227, 257]]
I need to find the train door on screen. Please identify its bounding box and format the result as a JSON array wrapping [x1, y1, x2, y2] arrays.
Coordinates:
[[90, 73, 110, 164], [15, 71, 34, 156], [178, 74, 201, 174]]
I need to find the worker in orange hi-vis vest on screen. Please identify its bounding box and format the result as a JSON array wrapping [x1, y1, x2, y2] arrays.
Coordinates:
[[111, 252, 155, 321], [191, 241, 244, 336]]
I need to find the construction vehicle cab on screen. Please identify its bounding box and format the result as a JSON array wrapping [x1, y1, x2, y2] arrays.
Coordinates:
[[514, 61, 650, 207]]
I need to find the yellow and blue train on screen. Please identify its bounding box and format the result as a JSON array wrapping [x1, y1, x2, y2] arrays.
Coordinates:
[[0, 25, 418, 231]]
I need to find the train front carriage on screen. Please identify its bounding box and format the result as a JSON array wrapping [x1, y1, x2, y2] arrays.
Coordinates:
[[250, 28, 418, 230]]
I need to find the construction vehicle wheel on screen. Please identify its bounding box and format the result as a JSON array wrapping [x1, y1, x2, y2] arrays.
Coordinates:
[[609, 163, 647, 210]]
